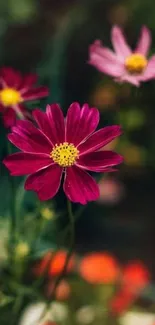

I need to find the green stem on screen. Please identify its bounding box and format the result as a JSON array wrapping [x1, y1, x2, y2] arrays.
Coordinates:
[[7, 141, 17, 260], [36, 200, 75, 325]]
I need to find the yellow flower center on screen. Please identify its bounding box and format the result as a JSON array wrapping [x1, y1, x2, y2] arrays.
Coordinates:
[[50, 142, 79, 167], [125, 54, 147, 74], [0, 88, 22, 106]]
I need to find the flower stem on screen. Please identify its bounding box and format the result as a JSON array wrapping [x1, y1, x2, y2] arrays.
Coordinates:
[[36, 200, 75, 325], [7, 141, 17, 261]]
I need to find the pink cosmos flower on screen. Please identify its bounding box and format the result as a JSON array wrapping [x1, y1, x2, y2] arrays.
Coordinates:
[[0, 67, 49, 128], [3, 103, 123, 204], [89, 25, 155, 86]]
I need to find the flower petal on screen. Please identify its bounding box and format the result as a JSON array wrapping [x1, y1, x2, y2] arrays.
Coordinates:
[[118, 75, 140, 86], [140, 55, 155, 81], [63, 166, 100, 204], [111, 26, 131, 60], [89, 41, 124, 77], [25, 164, 62, 201], [22, 86, 49, 100], [3, 152, 53, 176], [2, 108, 16, 128], [135, 26, 151, 56], [77, 151, 123, 172], [78, 125, 122, 155], [33, 109, 55, 142], [46, 104, 65, 144], [21, 74, 38, 90], [0, 67, 22, 88], [10, 120, 53, 153], [66, 102, 99, 145]]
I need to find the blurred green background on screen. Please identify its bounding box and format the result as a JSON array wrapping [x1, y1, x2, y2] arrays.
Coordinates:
[[0, 0, 155, 286]]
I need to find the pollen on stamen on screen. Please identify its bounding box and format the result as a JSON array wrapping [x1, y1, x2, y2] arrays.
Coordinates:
[[0, 88, 22, 106], [50, 142, 79, 167]]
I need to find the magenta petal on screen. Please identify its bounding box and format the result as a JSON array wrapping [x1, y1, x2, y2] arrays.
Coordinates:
[[111, 26, 131, 60], [33, 109, 55, 143], [46, 104, 65, 144], [0, 67, 22, 88], [77, 151, 123, 172], [10, 120, 53, 153], [3, 152, 53, 176], [135, 26, 151, 56], [25, 164, 62, 201], [2, 108, 16, 128], [22, 86, 49, 100], [66, 102, 99, 145], [63, 166, 99, 204], [78, 125, 122, 155], [140, 55, 155, 81], [89, 41, 124, 77], [21, 74, 38, 90]]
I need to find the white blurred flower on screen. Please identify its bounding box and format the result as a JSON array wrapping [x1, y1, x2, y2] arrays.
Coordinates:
[[120, 311, 155, 325], [75, 305, 96, 324], [19, 301, 69, 325]]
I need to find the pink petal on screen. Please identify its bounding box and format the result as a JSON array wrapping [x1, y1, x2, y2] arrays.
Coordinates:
[[0, 67, 22, 89], [22, 86, 49, 100], [63, 166, 99, 204], [117, 75, 140, 86], [89, 41, 124, 77], [78, 125, 122, 156], [10, 120, 53, 153], [135, 26, 151, 56], [3, 152, 52, 176], [25, 164, 62, 201], [33, 109, 57, 143], [111, 26, 131, 60], [140, 55, 155, 81], [77, 151, 123, 172], [66, 102, 99, 146], [2, 108, 16, 128], [46, 104, 65, 144]]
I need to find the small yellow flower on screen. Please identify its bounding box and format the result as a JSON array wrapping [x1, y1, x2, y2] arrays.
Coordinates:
[[40, 207, 54, 220], [15, 242, 30, 258]]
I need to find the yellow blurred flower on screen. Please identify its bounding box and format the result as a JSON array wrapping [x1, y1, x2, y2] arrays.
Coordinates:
[[40, 207, 55, 221], [15, 242, 30, 258]]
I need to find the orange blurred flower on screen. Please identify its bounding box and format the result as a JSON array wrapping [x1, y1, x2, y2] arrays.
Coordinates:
[[46, 280, 71, 301], [110, 261, 150, 315], [122, 261, 150, 291], [33, 250, 75, 277], [79, 252, 119, 284]]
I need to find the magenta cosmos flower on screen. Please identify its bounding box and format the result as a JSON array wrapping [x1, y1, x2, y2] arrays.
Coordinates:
[[3, 103, 123, 204], [89, 25, 155, 86], [0, 67, 49, 128]]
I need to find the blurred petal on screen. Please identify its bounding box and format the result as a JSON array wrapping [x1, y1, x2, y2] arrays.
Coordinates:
[[78, 126, 122, 155], [0, 67, 22, 88], [89, 41, 124, 77], [119, 75, 140, 86], [2, 108, 16, 128], [135, 26, 151, 56], [111, 26, 131, 60], [140, 55, 155, 81], [25, 164, 62, 200], [66, 102, 99, 145], [63, 166, 99, 204], [21, 74, 38, 90], [3, 152, 52, 175], [22, 86, 49, 100], [77, 151, 123, 172]]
